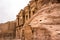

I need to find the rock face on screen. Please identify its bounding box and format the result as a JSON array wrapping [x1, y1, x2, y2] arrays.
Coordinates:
[[15, 0, 60, 40], [0, 21, 16, 39], [23, 4, 60, 40], [0, 0, 60, 40]]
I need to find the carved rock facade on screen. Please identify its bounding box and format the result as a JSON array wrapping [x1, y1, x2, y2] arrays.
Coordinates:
[[16, 0, 60, 40], [0, 0, 60, 40]]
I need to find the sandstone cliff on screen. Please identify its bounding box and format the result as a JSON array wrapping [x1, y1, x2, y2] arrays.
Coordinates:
[[23, 0, 60, 40]]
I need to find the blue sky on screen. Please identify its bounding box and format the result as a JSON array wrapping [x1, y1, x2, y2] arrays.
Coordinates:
[[0, 0, 30, 23]]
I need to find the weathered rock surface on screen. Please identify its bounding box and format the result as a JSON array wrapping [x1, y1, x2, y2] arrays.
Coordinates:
[[23, 4, 60, 40]]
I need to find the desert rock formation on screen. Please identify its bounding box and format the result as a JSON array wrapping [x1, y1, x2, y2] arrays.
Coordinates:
[[22, 1, 60, 40], [0, 0, 60, 40]]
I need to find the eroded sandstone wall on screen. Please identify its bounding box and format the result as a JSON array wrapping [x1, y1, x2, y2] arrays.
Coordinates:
[[16, 0, 60, 39], [0, 21, 16, 39], [23, 4, 60, 40]]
